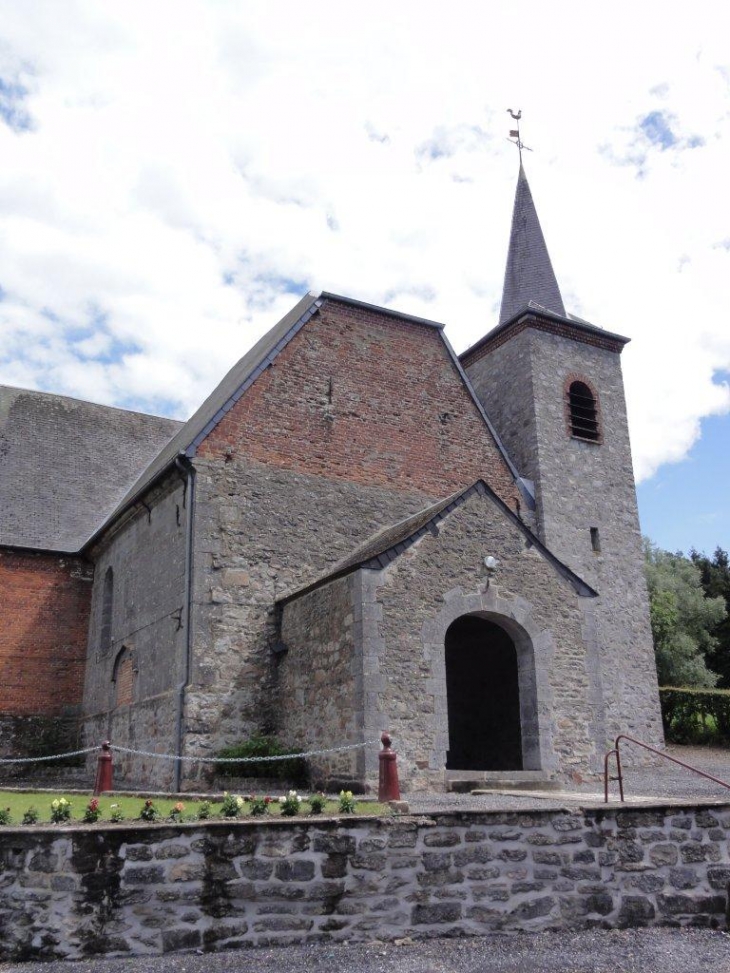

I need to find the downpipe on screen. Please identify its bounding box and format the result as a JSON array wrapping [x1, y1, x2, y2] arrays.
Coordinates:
[[174, 453, 196, 793]]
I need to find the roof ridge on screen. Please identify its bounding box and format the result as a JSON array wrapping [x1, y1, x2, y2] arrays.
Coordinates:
[[0, 383, 185, 425]]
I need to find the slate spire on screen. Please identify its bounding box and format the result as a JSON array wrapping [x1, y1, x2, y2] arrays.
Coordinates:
[[498, 164, 566, 325]]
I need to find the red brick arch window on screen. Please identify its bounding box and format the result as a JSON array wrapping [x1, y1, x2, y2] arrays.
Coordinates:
[[112, 647, 135, 708], [564, 375, 602, 443]]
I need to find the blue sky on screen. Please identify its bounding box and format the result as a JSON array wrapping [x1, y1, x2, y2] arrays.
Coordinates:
[[0, 1, 728, 556], [638, 396, 730, 556]]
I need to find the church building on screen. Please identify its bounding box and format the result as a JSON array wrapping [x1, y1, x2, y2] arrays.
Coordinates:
[[0, 166, 664, 791]]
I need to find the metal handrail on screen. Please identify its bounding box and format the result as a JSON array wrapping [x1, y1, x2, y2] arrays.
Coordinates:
[[604, 733, 730, 803]]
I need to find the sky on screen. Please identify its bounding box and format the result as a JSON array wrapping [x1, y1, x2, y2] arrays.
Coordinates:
[[0, 1, 728, 556]]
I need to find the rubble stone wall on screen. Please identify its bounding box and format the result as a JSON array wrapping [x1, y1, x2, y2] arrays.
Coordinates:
[[0, 805, 728, 961]]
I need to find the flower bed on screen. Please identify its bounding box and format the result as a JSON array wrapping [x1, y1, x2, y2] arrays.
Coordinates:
[[0, 789, 386, 826]]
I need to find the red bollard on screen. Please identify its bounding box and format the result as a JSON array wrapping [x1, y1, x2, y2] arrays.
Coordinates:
[[93, 741, 113, 795], [378, 731, 400, 802]]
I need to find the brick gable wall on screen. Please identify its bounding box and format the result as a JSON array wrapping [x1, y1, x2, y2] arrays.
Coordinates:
[[0, 549, 93, 760], [0, 550, 92, 718], [197, 299, 518, 506]]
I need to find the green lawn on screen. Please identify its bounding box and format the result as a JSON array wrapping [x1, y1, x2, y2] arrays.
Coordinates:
[[0, 791, 386, 825]]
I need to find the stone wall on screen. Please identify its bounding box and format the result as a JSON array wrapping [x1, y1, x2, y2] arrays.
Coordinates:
[[464, 317, 663, 754], [182, 297, 525, 782], [359, 488, 601, 790], [81, 474, 188, 789], [0, 549, 92, 760], [279, 575, 362, 788], [0, 804, 728, 960]]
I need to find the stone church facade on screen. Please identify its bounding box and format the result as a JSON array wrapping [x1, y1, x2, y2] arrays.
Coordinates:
[[0, 167, 663, 791]]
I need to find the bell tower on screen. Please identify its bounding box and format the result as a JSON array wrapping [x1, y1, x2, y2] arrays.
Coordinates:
[[461, 163, 663, 753]]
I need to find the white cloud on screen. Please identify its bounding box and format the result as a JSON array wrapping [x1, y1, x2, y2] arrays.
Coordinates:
[[0, 0, 728, 480]]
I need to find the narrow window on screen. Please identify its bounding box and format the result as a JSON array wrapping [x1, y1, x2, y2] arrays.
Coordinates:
[[112, 647, 135, 708], [568, 381, 600, 441], [100, 567, 114, 656], [590, 527, 601, 553]]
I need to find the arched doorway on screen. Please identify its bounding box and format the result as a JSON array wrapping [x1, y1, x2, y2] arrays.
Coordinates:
[[445, 614, 523, 771]]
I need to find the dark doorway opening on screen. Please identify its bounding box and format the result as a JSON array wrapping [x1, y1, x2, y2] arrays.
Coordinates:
[[445, 615, 523, 771]]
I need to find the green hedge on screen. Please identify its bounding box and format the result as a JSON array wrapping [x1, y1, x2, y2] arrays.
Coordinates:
[[215, 735, 308, 784], [659, 687, 730, 746]]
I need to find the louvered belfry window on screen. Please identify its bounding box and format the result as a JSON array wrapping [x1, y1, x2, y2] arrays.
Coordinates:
[[568, 381, 600, 441]]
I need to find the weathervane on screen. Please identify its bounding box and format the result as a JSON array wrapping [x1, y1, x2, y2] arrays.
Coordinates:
[[507, 109, 532, 164]]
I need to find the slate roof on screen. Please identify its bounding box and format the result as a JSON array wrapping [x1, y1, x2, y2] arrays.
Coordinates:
[[278, 479, 597, 605], [0, 386, 181, 552], [499, 165, 566, 326]]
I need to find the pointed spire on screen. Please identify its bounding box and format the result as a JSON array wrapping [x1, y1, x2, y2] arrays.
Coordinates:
[[498, 165, 566, 326]]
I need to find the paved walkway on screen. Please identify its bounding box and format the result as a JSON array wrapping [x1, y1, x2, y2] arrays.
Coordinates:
[[1, 929, 728, 973]]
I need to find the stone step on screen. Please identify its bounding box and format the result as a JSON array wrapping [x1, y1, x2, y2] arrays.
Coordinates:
[[445, 770, 560, 793]]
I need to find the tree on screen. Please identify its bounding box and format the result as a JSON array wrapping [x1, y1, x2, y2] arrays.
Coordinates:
[[689, 547, 730, 687], [643, 539, 726, 687]]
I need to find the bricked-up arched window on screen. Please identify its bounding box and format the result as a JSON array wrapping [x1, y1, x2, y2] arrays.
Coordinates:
[[567, 380, 600, 442], [100, 567, 114, 656], [112, 647, 135, 708]]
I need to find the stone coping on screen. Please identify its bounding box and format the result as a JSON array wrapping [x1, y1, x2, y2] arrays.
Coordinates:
[[2, 800, 730, 835]]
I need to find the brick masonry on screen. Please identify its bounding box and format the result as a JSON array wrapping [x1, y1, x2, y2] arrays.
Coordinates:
[[0, 549, 92, 760], [0, 804, 728, 960]]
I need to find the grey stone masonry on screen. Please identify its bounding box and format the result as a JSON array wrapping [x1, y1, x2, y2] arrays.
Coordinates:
[[360, 488, 599, 789], [0, 803, 727, 960], [464, 319, 663, 757], [280, 486, 602, 793], [183, 456, 429, 783], [279, 574, 363, 788], [82, 472, 189, 789]]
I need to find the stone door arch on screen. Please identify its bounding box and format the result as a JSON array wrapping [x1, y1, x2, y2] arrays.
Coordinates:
[[422, 587, 555, 775]]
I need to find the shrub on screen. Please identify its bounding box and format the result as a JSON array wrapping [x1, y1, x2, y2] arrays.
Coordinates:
[[138, 799, 160, 822], [338, 790, 356, 814], [109, 804, 124, 823], [197, 800, 213, 820], [660, 687, 730, 745], [22, 806, 39, 825], [50, 798, 72, 823], [169, 802, 185, 822], [248, 795, 272, 816], [279, 790, 302, 816], [83, 798, 101, 824], [0, 807, 11, 825], [216, 735, 308, 784], [221, 792, 245, 818], [309, 793, 327, 815]]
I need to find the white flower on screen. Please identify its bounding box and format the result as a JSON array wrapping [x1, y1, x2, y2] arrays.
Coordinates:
[[278, 796, 285, 803]]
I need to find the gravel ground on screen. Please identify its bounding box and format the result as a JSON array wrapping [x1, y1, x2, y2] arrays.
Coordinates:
[[1, 929, 728, 973], [407, 745, 730, 813]]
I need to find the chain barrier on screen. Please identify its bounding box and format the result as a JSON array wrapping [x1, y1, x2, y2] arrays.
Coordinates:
[[0, 739, 382, 767], [0, 746, 99, 765], [109, 739, 382, 763]]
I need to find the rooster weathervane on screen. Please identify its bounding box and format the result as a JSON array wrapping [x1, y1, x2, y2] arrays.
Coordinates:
[[507, 109, 532, 164]]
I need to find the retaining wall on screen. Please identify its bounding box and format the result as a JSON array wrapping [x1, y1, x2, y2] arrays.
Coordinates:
[[0, 804, 728, 960]]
